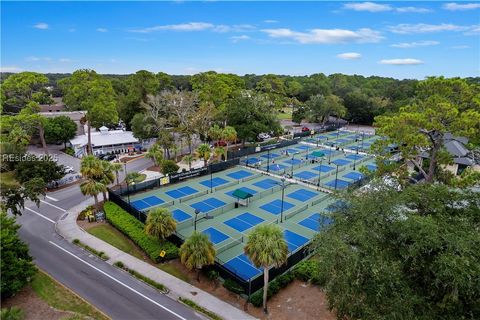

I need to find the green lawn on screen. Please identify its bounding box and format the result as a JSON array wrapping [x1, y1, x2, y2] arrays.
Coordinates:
[[277, 107, 292, 120], [87, 223, 190, 282], [87, 224, 145, 260], [133, 173, 147, 183], [31, 270, 109, 320], [0, 171, 20, 188]]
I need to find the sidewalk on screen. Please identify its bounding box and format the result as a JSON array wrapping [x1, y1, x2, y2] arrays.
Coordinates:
[[56, 200, 256, 320]]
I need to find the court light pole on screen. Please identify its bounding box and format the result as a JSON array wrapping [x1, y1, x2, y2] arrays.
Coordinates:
[[361, 132, 365, 151], [353, 153, 357, 170], [317, 157, 326, 187], [266, 149, 270, 173], [124, 162, 131, 206], [194, 209, 213, 232], [328, 149, 332, 165], [334, 163, 340, 190], [209, 163, 213, 193], [280, 178, 286, 223], [290, 154, 295, 177]]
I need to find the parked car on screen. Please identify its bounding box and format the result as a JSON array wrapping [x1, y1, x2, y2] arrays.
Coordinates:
[[301, 126, 310, 132], [214, 140, 227, 147], [258, 133, 271, 140], [64, 166, 75, 174], [103, 154, 117, 161]]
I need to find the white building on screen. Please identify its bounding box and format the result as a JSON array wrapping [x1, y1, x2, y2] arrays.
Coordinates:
[[70, 126, 140, 157]]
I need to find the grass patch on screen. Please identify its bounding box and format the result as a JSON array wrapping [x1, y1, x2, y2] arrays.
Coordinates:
[[179, 297, 223, 320], [113, 261, 169, 294], [72, 239, 109, 260], [277, 107, 292, 120], [156, 263, 190, 283], [132, 173, 146, 183], [87, 224, 145, 260], [31, 270, 108, 320], [0, 171, 20, 188]]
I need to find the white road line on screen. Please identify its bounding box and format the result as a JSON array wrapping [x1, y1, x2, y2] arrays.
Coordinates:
[[24, 207, 55, 224], [46, 195, 59, 202], [48, 241, 187, 320], [40, 200, 66, 212]]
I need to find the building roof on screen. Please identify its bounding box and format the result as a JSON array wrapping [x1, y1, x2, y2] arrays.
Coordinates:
[[70, 129, 138, 148], [39, 111, 86, 121]]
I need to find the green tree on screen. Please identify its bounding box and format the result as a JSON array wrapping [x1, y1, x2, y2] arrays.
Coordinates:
[[80, 179, 104, 210], [208, 124, 223, 143], [110, 162, 123, 186], [130, 113, 157, 140], [160, 160, 179, 176], [374, 77, 480, 183], [244, 224, 288, 314], [314, 182, 480, 319], [182, 154, 196, 170], [0, 178, 45, 216], [79, 155, 105, 209], [1, 212, 36, 298], [222, 126, 237, 160], [196, 144, 211, 167], [145, 207, 176, 240], [99, 160, 116, 201], [213, 146, 225, 161], [44, 115, 77, 149], [15, 155, 65, 184], [1, 71, 50, 113], [179, 232, 215, 282], [306, 94, 346, 124], [59, 70, 118, 154], [146, 143, 164, 167]]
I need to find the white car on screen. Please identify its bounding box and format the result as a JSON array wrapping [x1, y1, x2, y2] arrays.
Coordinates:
[[64, 166, 75, 174], [258, 133, 271, 140]]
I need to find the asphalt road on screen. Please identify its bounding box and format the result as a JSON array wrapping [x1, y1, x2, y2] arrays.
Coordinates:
[[15, 157, 204, 320]]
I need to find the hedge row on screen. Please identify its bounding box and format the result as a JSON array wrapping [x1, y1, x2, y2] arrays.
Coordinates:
[[293, 259, 322, 285], [103, 202, 179, 262], [249, 271, 295, 307]]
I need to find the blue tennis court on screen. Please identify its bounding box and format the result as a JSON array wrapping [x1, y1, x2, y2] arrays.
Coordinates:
[[313, 165, 334, 172], [199, 177, 229, 188], [287, 189, 318, 201], [336, 139, 349, 144], [346, 154, 363, 160], [316, 135, 328, 139], [325, 179, 351, 189], [225, 187, 257, 198], [172, 209, 191, 222], [224, 212, 264, 232], [343, 172, 364, 181], [165, 186, 198, 199], [261, 153, 280, 159], [320, 149, 335, 155], [260, 199, 295, 215], [295, 145, 309, 150], [244, 157, 261, 165], [227, 170, 254, 180], [131, 199, 150, 211], [269, 164, 287, 172], [332, 159, 351, 166], [349, 146, 360, 151], [284, 230, 309, 252], [283, 158, 302, 165], [252, 178, 278, 190], [190, 197, 226, 212], [285, 148, 299, 154], [294, 171, 317, 180], [224, 254, 262, 280], [298, 213, 333, 232], [131, 195, 164, 211], [202, 227, 229, 244]]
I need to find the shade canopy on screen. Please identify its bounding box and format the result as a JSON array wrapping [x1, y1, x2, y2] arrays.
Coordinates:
[[311, 151, 326, 158], [232, 189, 254, 200]]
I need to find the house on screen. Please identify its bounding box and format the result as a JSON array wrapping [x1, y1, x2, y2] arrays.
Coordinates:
[[69, 126, 140, 158], [39, 111, 87, 135], [419, 133, 479, 176], [39, 97, 66, 112]]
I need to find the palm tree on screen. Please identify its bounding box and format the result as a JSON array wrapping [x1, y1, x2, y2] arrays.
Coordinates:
[[99, 160, 115, 201], [146, 143, 164, 167], [80, 155, 103, 180], [214, 146, 226, 162], [179, 232, 215, 282], [244, 224, 288, 314], [222, 126, 237, 160], [196, 144, 211, 167], [80, 179, 104, 210], [182, 154, 195, 170], [110, 162, 123, 186], [145, 207, 177, 240], [208, 124, 223, 143]]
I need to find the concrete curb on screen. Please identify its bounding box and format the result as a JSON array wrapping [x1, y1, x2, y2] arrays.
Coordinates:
[[56, 200, 257, 320]]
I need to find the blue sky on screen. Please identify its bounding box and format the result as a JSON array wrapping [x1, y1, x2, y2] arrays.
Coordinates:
[[1, 1, 479, 79]]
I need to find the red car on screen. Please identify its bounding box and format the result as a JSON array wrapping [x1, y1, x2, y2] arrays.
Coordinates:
[[214, 140, 227, 147], [301, 126, 310, 132]]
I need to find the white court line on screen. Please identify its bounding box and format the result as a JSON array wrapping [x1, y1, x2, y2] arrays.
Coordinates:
[[24, 207, 55, 224], [46, 195, 59, 202], [40, 200, 66, 212], [49, 241, 187, 320]]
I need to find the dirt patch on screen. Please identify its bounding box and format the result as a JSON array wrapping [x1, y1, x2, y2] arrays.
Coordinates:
[[146, 165, 161, 172], [119, 154, 145, 163], [2, 286, 71, 320]]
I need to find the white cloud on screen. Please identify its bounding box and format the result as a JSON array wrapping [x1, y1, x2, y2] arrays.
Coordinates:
[[59, 58, 71, 62], [26, 56, 52, 62], [379, 58, 424, 65], [464, 25, 480, 35], [396, 7, 432, 13], [97, 28, 108, 33], [452, 45, 470, 49], [231, 35, 250, 43], [388, 23, 467, 34], [261, 27, 383, 44], [264, 20, 278, 24], [34, 22, 49, 30], [129, 22, 214, 33], [336, 52, 362, 60], [212, 24, 255, 33], [343, 2, 392, 12], [391, 40, 439, 48], [443, 3, 480, 11], [0, 66, 22, 72]]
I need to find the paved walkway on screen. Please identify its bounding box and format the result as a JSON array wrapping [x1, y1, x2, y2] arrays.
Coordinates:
[[56, 200, 256, 320]]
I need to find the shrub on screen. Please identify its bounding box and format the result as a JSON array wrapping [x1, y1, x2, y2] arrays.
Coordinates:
[[160, 160, 180, 176], [113, 261, 124, 268], [103, 202, 178, 262], [207, 270, 219, 282], [249, 270, 295, 307], [1, 307, 24, 320], [178, 297, 222, 320], [63, 147, 75, 156], [293, 259, 321, 284], [223, 278, 244, 295], [249, 291, 263, 307], [126, 268, 169, 294], [72, 239, 80, 244]]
